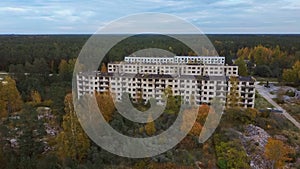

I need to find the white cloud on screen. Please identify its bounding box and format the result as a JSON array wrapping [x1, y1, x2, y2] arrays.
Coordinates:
[[0, 7, 28, 13], [280, 1, 300, 10], [209, 0, 253, 8], [24, 16, 56, 21], [52, 9, 80, 22]]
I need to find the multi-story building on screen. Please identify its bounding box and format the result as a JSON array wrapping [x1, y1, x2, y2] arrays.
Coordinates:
[[77, 56, 255, 108]]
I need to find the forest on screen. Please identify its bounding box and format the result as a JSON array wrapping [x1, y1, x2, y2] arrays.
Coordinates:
[[0, 34, 300, 169]]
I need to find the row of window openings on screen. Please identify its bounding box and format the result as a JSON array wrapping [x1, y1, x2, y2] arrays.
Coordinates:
[[80, 78, 251, 86], [85, 80, 230, 86], [177, 58, 223, 61], [107, 69, 236, 76], [80, 90, 226, 100], [118, 66, 235, 71], [81, 90, 251, 101], [79, 77, 253, 86], [114, 70, 235, 76], [79, 82, 242, 89], [126, 58, 223, 61], [88, 87, 252, 95], [127, 58, 173, 62], [113, 65, 236, 70]]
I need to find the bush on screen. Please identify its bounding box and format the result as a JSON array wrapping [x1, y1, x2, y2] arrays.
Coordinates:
[[223, 108, 257, 127], [286, 90, 295, 97], [217, 159, 227, 169], [214, 137, 250, 169]]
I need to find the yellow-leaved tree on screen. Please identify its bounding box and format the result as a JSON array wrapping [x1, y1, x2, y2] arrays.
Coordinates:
[[31, 90, 42, 104], [145, 114, 156, 136], [0, 76, 23, 117], [181, 108, 202, 137], [282, 61, 300, 85], [100, 63, 107, 73], [95, 91, 115, 122], [56, 93, 90, 162], [226, 76, 241, 108], [264, 138, 295, 169]]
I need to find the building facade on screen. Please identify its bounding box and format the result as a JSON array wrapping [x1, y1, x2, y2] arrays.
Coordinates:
[[124, 56, 225, 65], [77, 56, 255, 108]]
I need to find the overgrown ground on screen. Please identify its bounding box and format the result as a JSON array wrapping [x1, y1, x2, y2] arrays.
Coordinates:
[[254, 91, 274, 110], [281, 102, 300, 123]]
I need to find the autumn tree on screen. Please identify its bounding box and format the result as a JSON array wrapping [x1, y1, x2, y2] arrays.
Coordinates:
[[100, 63, 108, 73], [56, 93, 90, 162], [58, 59, 68, 75], [237, 47, 250, 59], [178, 136, 197, 150], [0, 100, 7, 119], [245, 108, 259, 121], [181, 107, 202, 137], [237, 45, 292, 78], [226, 76, 241, 108], [136, 90, 143, 105], [189, 121, 202, 137], [282, 60, 300, 85], [0, 76, 23, 117], [58, 58, 77, 81], [95, 91, 115, 122], [31, 90, 42, 104], [144, 114, 156, 136], [197, 104, 210, 124], [251, 45, 273, 66], [264, 138, 295, 169]]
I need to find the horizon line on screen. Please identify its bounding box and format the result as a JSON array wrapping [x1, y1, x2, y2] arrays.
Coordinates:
[[0, 33, 300, 35]]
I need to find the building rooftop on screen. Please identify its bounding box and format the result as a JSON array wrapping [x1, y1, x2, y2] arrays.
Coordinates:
[[238, 76, 255, 82]]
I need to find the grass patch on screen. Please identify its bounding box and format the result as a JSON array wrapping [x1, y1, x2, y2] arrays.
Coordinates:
[[281, 103, 300, 123], [253, 76, 278, 82], [254, 92, 274, 109]]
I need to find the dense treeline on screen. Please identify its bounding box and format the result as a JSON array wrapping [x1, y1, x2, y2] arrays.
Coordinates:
[[208, 34, 300, 57], [0, 35, 88, 72], [1, 34, 300, 72]]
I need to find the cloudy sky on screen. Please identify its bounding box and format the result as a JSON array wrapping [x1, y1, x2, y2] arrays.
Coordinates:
[[0, 0, 299, 34]]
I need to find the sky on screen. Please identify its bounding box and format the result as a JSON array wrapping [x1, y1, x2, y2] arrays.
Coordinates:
[[0, 0, 299, 34]]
